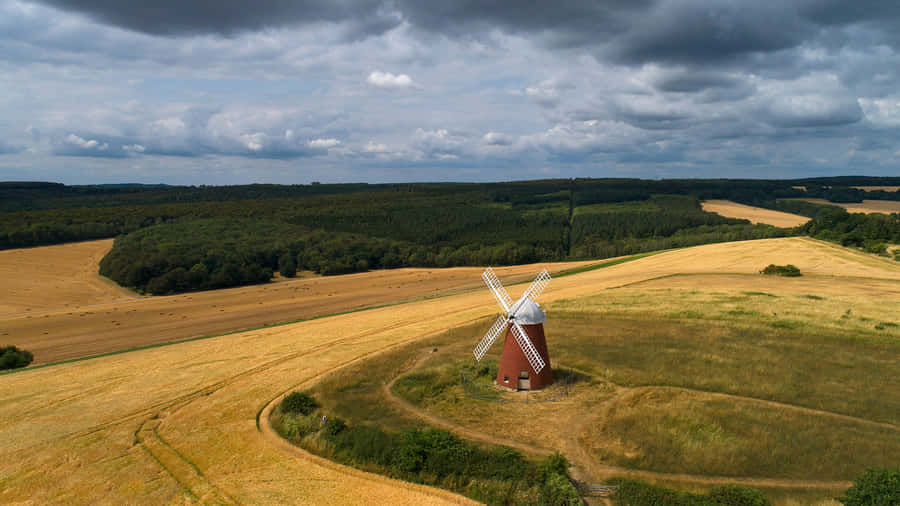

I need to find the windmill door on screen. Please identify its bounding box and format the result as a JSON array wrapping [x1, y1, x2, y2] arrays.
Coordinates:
[[517, 371, 530, 390]]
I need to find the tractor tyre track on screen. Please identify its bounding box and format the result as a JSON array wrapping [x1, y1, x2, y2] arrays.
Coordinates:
[[130, 314, 490, 506]]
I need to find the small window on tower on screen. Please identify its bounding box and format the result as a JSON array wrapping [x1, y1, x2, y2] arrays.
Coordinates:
[[503, 376, 509, 382]]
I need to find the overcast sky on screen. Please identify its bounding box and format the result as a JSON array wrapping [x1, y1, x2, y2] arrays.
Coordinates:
[[2, 0, 899, 185]]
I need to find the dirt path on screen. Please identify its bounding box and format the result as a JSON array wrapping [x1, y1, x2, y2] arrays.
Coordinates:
[[383, 352, 555, 456]]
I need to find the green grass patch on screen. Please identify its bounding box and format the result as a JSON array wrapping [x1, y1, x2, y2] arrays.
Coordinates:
[[549, 313, 898, 424], [598, 389, 898, 479]]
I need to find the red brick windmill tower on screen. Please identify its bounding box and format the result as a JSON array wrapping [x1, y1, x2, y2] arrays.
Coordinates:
[[474, 267, 553, 391]]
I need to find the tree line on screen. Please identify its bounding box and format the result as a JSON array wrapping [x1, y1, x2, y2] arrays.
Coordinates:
[[6, 178, 899, 295]]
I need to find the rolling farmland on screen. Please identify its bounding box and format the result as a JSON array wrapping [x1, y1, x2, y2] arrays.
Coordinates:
[[1, 237, 898, 504], [0, 240, 596, 365], [701, 200, 810, 228], [792, 198, 900, 215]]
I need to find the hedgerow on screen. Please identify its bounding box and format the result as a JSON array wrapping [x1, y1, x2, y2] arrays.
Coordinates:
[[273, 392, 580, 505]]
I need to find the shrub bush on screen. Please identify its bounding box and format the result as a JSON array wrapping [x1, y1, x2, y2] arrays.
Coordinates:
[[324, 416, 346, 437], [839, 468, 900, 506], [760, 264, 802, 277], [538, 452, 571, 481], [708, 484, 771, 506], [0, 345, 34, 370], [540, 472, 581, 506], [281, 391, 319, 415], [608, 478, 771, 506]]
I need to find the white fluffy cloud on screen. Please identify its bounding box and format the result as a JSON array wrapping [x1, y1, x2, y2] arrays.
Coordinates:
[[366, 70, 415, 89], [65, 133, 107, 151], [482, 131, 514, 146], [308, 138, 340, 149]]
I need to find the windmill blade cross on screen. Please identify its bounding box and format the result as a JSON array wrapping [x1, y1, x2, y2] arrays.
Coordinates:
[[521, 269, 551, 302], [473, 314, 508, 362], [482, 267, 513, 314], [510, 322, 546, 373]]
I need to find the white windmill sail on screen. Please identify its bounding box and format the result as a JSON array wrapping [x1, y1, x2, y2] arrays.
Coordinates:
[[474, 267, 551, 374], [521, 269, 551, 303], [482, 267, 513, 313], [510, 322, 546, 373], [474, 314, 508, 362]]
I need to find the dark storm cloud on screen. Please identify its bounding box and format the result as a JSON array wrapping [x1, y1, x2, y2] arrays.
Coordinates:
[[610, 2, 808, 64], [394, 0, 651, 44], [33, 0, 396, 37], [801, 0, 900, 26], [32, 0, 900, 64]]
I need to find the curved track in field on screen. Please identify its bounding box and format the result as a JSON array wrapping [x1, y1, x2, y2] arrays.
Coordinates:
[[375, 356, 873, 491]]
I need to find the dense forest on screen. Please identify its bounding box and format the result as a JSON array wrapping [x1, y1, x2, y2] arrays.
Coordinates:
[[3, 177, 899, 295]]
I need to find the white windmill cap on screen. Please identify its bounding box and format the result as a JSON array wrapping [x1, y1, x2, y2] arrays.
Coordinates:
[[512, 297, 546, 325]]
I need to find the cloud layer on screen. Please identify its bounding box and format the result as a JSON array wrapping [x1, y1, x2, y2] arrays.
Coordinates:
[[1, 0, 899, 184]]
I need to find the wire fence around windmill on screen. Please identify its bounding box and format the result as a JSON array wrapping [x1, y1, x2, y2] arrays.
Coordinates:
[[459, 366, 577, 403]]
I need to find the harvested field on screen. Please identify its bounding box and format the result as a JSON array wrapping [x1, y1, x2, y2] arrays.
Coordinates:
[[853, 186, 900, 192], [624, 273, 900, 298], [701, 200, 809, 227], [1, 237, 898, 504], [0, 239, 134, 314], [791, 198, 900, 214], [0, 242, 596, 364]]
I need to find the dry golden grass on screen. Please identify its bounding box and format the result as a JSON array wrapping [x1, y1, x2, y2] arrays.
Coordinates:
[[791, 198, 900, 214], [1, 236, 898, 504], [1, 242, 595, 364], [0, 239, 134, 314], [701, 200, 810, 227]]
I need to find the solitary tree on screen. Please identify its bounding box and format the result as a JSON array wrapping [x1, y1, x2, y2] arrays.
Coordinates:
[[1, 346, 34, 370]]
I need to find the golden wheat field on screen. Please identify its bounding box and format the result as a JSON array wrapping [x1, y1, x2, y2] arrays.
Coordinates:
[[852, 186, 900, 192], [1, 237, 898, 504], [700, 200, 809, 227], [0, 239, 134, 314], [0, 240, 596, 365], [791, 198, 900, 214]]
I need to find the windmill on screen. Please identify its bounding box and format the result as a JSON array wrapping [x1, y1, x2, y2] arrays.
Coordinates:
[[474, 267, 553, 391]]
